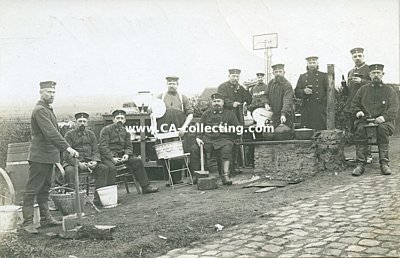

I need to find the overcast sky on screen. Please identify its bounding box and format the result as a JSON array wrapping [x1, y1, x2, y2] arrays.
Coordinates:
[[0, 0, 399, 112]]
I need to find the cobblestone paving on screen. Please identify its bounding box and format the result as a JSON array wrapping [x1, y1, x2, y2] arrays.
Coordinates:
[[160, 172, 400, 257]]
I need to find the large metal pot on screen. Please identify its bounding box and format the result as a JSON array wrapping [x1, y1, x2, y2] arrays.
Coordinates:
[[274, 124, 293, 140], [294, 127, 315, 140]]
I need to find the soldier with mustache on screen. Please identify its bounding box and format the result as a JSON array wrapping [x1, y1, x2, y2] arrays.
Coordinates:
[[265, 64, 294, 128], [351, 64, 399, 176], [99, 110, 159, 194], [63, 112, 112, 207], [190, 93, 241, 185], [22, 81, 79, 234]]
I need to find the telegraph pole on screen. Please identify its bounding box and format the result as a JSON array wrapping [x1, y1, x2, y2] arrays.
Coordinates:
[[253, 33, 278, 83]]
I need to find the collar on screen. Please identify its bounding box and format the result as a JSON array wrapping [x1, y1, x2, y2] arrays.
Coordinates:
[[37, 100, 53, 110], [76, 128, 87, 136], [212, 109, 224, 114], [113, 123, 124, 132], [167, 91, 177, 96], [371, 82, 383, 88], [355, 62, 367, 70]]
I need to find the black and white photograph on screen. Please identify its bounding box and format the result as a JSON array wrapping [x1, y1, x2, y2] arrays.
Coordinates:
[[0, 0, 399, 257]]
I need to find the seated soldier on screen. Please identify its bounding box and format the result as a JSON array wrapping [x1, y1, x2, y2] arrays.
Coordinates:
[[350, 64, 399, 176], [63, 112, 113, 206], [190, 93, 241, 185], [99, 109, 159, 194]]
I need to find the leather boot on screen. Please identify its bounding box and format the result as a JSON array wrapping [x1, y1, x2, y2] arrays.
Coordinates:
[[22, 223, 39, 234], [352, 143, 367, 176], [22, 201, 38, 234], [142, 184, 159, 194], [38, 202, 62, 227], [379, 144, 391, 175], [222, 160, 232, 185]]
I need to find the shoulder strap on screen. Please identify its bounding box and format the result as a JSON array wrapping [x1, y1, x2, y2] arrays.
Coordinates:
[[179, 93, 184, 111], [162, 92, 184, 111]]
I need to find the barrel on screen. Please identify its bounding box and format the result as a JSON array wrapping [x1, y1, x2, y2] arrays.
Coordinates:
[[6, 142, 30, 205]]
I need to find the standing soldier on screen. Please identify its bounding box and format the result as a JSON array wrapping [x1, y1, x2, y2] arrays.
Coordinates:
[[218, 69, 252, 170], [248, 72, 270, 112], [156, 76, 194, 185], [342, 47, 371, 134], [265, 64, 294, 129], [295, 56, 328, 130], [22, 81, 79, 234], [351, 64, 398, 176], [218, 69, 252, 124]]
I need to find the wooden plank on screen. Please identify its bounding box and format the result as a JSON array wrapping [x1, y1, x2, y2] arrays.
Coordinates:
[[244, 180, 289, 188], [255, 187, 277, 193]]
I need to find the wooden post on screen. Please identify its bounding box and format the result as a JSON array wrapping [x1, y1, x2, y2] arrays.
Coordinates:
[[327, 64, 335, 130]]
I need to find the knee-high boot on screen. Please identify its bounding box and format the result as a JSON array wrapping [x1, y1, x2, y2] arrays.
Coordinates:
[[352, 143, 367, 176], [222, 160, 232, 186], [378, 144, 391, 175]]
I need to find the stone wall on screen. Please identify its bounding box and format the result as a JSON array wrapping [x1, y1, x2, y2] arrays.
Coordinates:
[[254, 140, 318, 181], [314, 129, 346, 171], [253, 130, 345, 181]]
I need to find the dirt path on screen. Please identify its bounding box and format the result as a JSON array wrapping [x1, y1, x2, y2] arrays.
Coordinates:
[[1, 137, 399, 258]]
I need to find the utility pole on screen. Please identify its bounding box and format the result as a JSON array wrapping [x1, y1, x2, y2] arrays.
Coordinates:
[[253, 33, 278, 83], [327, 64, 335, 129]]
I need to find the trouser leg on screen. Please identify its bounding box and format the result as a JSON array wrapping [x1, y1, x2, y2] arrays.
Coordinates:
[[126, 157, 150, 187], [23, 162, 54, 224], [64, 165, 76, 190]]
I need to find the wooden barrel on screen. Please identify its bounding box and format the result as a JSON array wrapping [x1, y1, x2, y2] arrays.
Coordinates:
[[6, 142, 30, 205]]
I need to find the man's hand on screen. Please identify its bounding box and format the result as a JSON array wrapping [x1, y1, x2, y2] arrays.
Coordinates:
[[264, 104, 271, 111], [112, 157, 121, 165], [88, 161, 97, 169], [280, 115, 286, 124], [375, 116, 385, 124], [178, 127, 186, 137], [196, 138, 204, 146], [351, 77, 361, 83], [67, 147, 79, 158], [304, 87, 313, 95], [121, 154, 129, 162], [78, 162, 88, 170], [233, 101, 241, 108], [356, 111, 365, 118]]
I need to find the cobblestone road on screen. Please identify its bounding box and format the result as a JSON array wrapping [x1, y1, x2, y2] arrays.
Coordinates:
[[160, 171, 400, 257]]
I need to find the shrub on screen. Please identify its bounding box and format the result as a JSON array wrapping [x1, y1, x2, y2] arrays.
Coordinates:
[[0, 118, 31, 168]]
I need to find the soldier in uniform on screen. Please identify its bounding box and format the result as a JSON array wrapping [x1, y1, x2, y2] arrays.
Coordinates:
[[99, 110, 159, 194], [218, 69, 252, 124], [265, 64, 294, 128], [218, 69, 252, 171], [248, 72, 270, 112], [63, 112, 113, 206], [295, 56, 328, 130], [351, 64, 399, 176], [342, 47, 371, 134], [22, 81, 79, 234], [155, 76, 194, 185], [190, 93, 241, 185]]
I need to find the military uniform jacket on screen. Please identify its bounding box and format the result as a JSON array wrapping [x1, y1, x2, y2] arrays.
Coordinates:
[[295, 70, 328, 130], [266, 77, 294, 127], [196, 108, 240, 150], [218, 81, 252, 109], [343, 63, 371, 113], [218, 81, 252, 125], [28, 100, 70, 164], [351, 82, 399, 134], [250, 82, 269, 109], [63, 128, 101, 166], [295, 70, 328, 105], [99, 124, 133, 160]]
